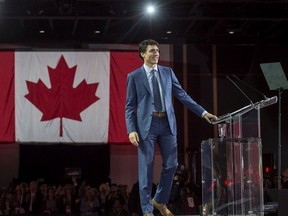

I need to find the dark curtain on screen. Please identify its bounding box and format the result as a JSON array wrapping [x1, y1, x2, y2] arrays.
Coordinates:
[[18, 144, 110, 187]]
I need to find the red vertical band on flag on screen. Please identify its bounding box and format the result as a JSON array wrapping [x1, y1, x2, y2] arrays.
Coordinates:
[[0, 52, 15, 143], [109, 52, 142, 143]]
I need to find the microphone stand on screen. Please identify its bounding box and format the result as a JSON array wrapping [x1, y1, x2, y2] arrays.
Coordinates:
[[260, 62, 288, 189], [277, 88, 283, 189]]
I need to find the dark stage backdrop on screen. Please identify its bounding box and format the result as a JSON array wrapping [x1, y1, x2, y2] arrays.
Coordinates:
[[171, 44, 288, 186], [18, 144, 110, 186]]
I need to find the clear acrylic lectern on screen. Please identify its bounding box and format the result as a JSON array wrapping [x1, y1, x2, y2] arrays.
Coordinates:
[[201, 97, 277, 216]]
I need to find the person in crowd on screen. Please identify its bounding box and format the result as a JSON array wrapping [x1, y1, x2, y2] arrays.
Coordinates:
[[105, 184, 125, 214], [98, 183, 110, 214], [43, 186, 58, 214], [58, 183, 80, 214], [23, 181, 43, 214], [106, 197, 129, 216], [129, 181, 157, 216], [118, 185, 129, 213], [11, 184, 26, 215], [0, 186, 6, 215], [39, 183, 48, 203], [282, 168, 288, 189], [0, 184, 13, 215], [125, 39, 217, 216], [79, 186, 101, 215]]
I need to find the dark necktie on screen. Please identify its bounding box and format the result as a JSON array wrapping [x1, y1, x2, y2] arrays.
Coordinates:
[[151, 70, 163, 112]]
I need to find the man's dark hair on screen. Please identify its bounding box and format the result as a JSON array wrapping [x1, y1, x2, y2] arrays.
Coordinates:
[[138, 39, 159, 60]]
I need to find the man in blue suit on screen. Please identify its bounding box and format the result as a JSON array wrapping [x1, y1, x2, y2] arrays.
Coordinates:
[[125, 39, 217, 216]]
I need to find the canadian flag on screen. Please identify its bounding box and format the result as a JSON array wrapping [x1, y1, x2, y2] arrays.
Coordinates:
[[0, 51, 142, 143]]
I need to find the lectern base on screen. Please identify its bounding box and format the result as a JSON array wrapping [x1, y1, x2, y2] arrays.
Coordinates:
[[201, 138, 264, 216]]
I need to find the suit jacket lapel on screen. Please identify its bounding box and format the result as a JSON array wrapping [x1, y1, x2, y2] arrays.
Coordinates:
[[138, 66, 152, 95]]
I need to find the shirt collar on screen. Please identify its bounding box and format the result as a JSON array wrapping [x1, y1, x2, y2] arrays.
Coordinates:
[[143, 64, 158, 75]]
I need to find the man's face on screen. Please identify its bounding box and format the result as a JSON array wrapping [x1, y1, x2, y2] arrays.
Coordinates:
[[141, 45, 159, 67]]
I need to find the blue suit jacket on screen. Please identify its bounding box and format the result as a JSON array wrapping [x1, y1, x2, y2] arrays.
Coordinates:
[[125, 65, 206, 140]]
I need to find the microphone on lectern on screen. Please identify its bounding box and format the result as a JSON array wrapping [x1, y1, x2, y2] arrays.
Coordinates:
[[232, 74, 268, 100], [226, 75, 254, 105]]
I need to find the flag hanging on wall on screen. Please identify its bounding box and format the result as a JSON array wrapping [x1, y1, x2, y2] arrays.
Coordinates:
[[0, 51, 142, 144]]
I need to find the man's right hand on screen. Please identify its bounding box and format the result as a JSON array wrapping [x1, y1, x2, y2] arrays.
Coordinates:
[[129, 131, 139, 147]]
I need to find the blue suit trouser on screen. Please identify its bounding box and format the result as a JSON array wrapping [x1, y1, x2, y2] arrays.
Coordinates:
[[138, 115, 178, 213]]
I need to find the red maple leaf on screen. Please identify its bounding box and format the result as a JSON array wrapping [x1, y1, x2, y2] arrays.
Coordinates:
[[25, 55, 100, 137]]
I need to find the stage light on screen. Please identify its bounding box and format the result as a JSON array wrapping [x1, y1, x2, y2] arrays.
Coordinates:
[[146, 5, 155, 14]]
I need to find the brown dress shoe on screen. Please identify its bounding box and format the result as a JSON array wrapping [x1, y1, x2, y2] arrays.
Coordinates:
[[152, 198, 174, 216], [143, 213, 154, 216]]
